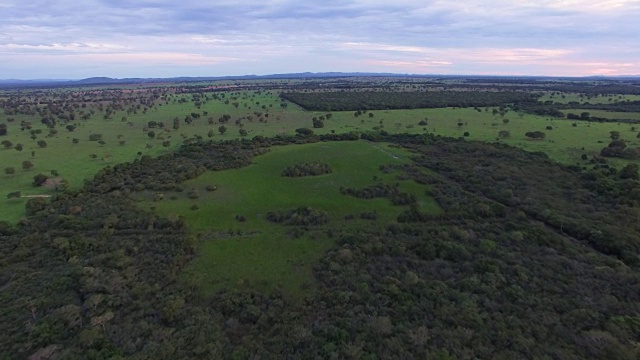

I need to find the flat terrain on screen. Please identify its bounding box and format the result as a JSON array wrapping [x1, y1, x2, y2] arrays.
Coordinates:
[[2, 81, 640, 224], [135, 140, 439, 295]]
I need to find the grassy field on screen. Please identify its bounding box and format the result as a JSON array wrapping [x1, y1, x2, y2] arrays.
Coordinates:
[[2, 88, 640, 223], [134, 140, 440, 296]]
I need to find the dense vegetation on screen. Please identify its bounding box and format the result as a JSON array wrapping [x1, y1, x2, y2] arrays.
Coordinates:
[[280, 91, 539, 111], [1, 132, 639, 359], [281, 161, 332, 177]]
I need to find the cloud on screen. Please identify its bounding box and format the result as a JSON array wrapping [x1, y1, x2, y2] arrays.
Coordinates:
[[1, 0, 639, 78]]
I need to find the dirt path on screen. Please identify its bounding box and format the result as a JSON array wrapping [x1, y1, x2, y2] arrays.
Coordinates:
[[20, 195, 52, 198]]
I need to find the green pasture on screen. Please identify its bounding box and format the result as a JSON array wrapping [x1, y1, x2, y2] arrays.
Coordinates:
[[134, 140, 439, 296], [2, 88, 640, 223]]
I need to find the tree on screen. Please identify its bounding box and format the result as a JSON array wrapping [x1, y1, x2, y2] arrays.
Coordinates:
[[498, 130, 510, 138], [4, 167, 15, 175], [72, 138, 79, 144], [619, 164, 639, 180], [239, 129, 248, 137], [610, 131, 621, 140], [0, 124, 7, 136], [33, 173, 49, 186], [218, 125, 227, 135], [148, 131, 156, 139], [1, 140, 12, 149], [22, 160, 34, 170], [312, 118, 324, 128], [6, 191, 20, 199], [37, 140, 47, 148], [295, 128, 314, 136], [15, 143, 23, 151], [66, 124, 76, 132], [525, 131, 546, 140], [503, 118, 510, 125]]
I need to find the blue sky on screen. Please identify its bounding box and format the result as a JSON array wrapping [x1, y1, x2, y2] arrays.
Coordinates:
[[1, 0, 639, 79]]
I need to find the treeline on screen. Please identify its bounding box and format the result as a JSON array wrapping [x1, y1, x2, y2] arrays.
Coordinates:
[[280, 91, 540, 111]]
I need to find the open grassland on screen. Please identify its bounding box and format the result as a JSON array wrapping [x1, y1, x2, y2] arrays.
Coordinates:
[[2, 87, 640, 222], [134, 140, 439, 296]]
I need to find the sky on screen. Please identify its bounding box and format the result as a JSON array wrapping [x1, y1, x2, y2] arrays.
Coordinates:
[[1, 0, 639, 79]]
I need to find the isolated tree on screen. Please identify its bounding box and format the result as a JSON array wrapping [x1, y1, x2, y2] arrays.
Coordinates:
[[6, 191, 20, 199], [1, 140, 12, 149], [66, 124, 76, 132], [218, 125, 227, 135], [525, 131, 546, 140], [72, 138, 79, 144], [503, 118, 510, 125], [610, 131, 621, 140], [312, 118, 324, 128], [33, 173, 49, 186], [37, 140, 47, 148], [148, 131, 156, 139], [22, 160, 34, 171], [4, 167, 15, 175], [239, 129, 248, 137], [207, 129, 215, 138], [14, 143, 23, 151], [498, 130, 510, 138], [0, 124, 7, 136]]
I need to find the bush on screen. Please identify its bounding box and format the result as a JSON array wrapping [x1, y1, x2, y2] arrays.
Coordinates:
[[266, 206, 329, 226], [282, 162, 332, 177]]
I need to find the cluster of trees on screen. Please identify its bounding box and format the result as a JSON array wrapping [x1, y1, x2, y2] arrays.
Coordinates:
[[265, 206, 329, 226], [280, 91, 539, 111], [340, 183, 417, 205], [600, 140, 640, 159], [281, 162, 332, 177]]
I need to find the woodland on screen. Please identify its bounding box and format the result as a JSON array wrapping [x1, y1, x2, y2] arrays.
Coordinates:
[[1, 76, 640, 359]]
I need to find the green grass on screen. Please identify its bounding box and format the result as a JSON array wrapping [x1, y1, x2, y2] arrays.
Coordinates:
[[135, 140, 439, 296], [3, 88, 640, 224]]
